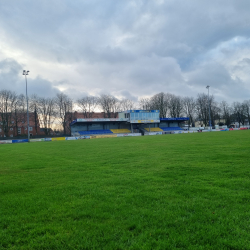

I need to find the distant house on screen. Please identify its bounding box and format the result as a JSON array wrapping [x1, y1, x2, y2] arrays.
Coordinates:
[[0, 112, 42, 138]]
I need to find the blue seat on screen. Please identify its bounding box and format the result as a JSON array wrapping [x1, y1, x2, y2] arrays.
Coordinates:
[[78, 130, 113, 135], [160, 127, 183, 131]]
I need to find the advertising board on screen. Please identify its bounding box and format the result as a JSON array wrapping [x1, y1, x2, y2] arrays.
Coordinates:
[[12, 139, 29, 143], [116, 133, 141, 137], [30, 139, 45, 142], [90, 134, 117, 139], [144, 132, 163, 135], [220, 129, 229, 131], [66, 136, 90, 140], [0, 140, 12, 144], [65, 137, 77, 140], [52, 137, 66, 141]]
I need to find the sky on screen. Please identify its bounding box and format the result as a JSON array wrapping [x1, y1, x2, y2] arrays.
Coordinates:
[[0, 0, 250, 103]]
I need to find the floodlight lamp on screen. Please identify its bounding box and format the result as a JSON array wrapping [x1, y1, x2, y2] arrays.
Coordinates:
[[206, 85, 210, 89]]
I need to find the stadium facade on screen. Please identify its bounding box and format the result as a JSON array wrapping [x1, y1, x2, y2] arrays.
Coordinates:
[[70, 110, 189, 136]]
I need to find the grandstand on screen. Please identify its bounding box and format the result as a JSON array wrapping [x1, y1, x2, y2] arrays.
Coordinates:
[[70, 110, 189, 136]]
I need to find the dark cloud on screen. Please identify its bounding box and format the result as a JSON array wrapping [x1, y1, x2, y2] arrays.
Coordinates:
[[0, 0, 250, 103], [0, 59, 59, 97], [0, 59, 22, 89]]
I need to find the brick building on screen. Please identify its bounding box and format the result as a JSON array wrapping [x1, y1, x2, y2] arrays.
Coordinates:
[[0, 112, 42, 138]]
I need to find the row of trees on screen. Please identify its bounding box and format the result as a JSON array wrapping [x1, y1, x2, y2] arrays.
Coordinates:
[[140, 92, 250, 128], [0, 90, 73, 136], [1, 89, 250, 137]]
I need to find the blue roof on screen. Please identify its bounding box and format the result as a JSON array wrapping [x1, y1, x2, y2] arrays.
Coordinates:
[[125, 110, 159, 113], [160, 117, 189, 121]]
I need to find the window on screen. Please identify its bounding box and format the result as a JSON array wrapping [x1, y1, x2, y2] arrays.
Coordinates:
[[10, 128, 13, 131], [10, 134, 13, 137], [0, 128, 1, 132], [29, 127, 33, 131], [18, 128, 21, 134]]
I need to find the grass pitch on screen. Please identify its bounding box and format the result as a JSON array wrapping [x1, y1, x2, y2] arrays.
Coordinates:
[[1, 131, 250, 249]]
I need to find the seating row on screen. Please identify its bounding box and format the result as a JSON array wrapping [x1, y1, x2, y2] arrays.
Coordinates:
[[144, 128, 163, 132], [110, 129, 131, 133], [160, 127, 183, 131], [78, 127, 183, 135], [78, 130, 113, 135]]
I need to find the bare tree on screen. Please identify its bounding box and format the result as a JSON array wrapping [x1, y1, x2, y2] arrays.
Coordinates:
[[210, 100, 220, 126], [183, 97, 196, 127], [232, 102, 245, 127], [37, 97, 56, 135], [219, 101, 232, 126], [30, 94, 41, 135], [149, 92, 169, 118], [56, 93, 73, 134], [0, 90, 17, 137], [77, 96, 98, 118], [98, 94, 118, 118], [12, 94, 27, 136], [196, 93, 216, 126], [242, 100, 250, 126], [112, 100, 122, 117], [167, 94, 183, 118], [139, 97, 151, 110], [119, 99, 135, 111]]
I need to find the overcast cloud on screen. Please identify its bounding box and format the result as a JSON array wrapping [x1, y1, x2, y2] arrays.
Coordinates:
[[0, 0, 250, 102]]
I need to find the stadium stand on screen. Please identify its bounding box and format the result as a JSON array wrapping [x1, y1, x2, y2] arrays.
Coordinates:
[[78, 130, 113, 135], [110, 129, 131, 133], [70, 111, 189, 136], [144, 127, 163, 132], [160, 127, 183, 131]]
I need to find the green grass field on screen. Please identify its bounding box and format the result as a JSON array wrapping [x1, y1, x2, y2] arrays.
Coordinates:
[[1, 131, 250, 249]]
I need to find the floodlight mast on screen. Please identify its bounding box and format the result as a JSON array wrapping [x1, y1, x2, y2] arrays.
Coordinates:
[[23, 70, 30, 142], [206, 85, 212, 131]]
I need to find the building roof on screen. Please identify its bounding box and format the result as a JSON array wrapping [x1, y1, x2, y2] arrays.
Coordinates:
[[72, 111, 118, 119], [123, 110, 159, 113], [160, 117, 189, 121]]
